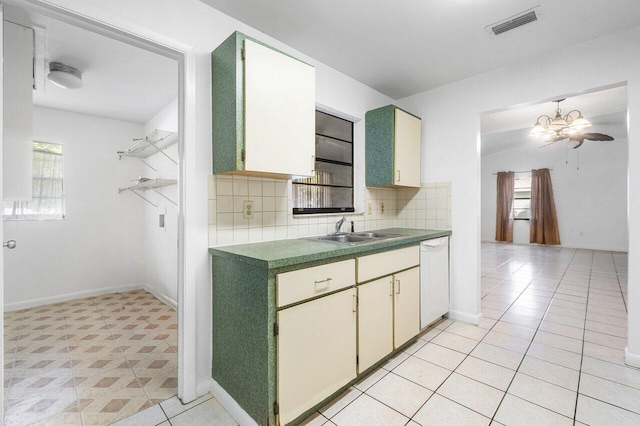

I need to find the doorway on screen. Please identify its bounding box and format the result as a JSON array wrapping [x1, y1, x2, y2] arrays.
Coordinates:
[[479, 85, 629, 252], [2, 3, 189, 424]]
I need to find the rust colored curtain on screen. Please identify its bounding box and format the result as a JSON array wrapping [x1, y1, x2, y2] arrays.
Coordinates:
[[495, 171, 514, 242], [530, 168, 561, 245]]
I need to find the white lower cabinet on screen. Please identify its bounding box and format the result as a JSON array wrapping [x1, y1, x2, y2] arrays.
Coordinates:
[[357, 277, 394, 372], [277, 288, 357, 425], [392, 267, 421, 348], [357, 266, 421, 373], [276, 245, 421, 423]]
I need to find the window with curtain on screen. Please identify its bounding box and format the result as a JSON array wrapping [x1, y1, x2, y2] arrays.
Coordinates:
[[3, 141, 65, 220]]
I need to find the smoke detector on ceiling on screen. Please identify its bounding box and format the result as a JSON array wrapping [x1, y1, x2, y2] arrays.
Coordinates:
[[485, 6, 543, 37]]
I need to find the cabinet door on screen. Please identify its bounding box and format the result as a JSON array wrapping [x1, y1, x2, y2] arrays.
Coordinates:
[[244, 39, 315, 177], [277, 288, 357, 425], [393, 108, 421, 187], [393, 267, 420, 348], [358, 277, 393, 373], [3, 22, 33, 200]]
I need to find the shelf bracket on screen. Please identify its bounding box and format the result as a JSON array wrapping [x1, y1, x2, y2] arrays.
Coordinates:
[[151, 188, 177, 206], [147, 138, 178, 165], [118, 179, 177, 207], [137, 157, 158, 172], [127, 189, 158, 207]]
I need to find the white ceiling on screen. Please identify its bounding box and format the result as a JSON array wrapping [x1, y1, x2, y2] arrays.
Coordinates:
[[199, 0, 640, 99], [4, 5, 178, 124], [481, 86, 628, 157]]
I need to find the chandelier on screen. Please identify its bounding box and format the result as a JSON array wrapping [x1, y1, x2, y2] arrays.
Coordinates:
[[528, 99, 591, 139]]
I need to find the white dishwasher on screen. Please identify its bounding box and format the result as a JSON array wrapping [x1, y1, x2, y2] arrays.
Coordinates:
[[420, 236, 450, 329]]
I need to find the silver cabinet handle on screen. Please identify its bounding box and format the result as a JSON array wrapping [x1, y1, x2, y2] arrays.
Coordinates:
[[311, 155, 316, 174], [3, 240, 16, 249], [390, 280, 394, 297], [396, 170, 401, 182], [396, 279, 401, 294], [353, 294, 358, 312], [314, 277, 332, 290]]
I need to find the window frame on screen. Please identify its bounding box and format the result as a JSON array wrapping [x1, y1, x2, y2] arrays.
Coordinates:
[[512, 174, 531, 221], [292, 110, 355, 215], [3, 141, 65, 221]]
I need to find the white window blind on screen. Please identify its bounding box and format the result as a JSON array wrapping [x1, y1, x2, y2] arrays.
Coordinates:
[[3, 142, 65, 220]]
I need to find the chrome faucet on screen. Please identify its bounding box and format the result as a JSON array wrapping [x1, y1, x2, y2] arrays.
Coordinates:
[[335, 216, 346, 234]]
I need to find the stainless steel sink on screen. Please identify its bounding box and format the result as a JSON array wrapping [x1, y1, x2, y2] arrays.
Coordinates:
[[353, 232, 398, 238], [306, 232, 402, 245]]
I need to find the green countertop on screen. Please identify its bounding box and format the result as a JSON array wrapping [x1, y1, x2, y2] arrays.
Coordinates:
[[209, 228, 451, 269]]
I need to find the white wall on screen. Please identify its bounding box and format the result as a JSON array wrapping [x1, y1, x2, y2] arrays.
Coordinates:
[[481, 131, 628, 251], [34, 0, 640, 393], [31, 0, 395, 395], [142, 98, 179, 306], [4, 107, 146, 309], [399, 25, 640, 364]]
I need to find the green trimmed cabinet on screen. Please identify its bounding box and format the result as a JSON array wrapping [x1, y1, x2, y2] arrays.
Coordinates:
[[356, 246, 420, 372], [277, 288, 357, 424], [211, 31, 316, 179], [365, 105, 421, 188]]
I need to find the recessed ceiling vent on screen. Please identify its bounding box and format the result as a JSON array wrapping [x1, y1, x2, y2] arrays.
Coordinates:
[[486, 6, 543, 37]]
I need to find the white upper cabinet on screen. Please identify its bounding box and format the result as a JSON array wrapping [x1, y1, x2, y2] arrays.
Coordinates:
[[365, 105, 421, 188], [393, 108, 421, 187], [212, 32, 315, 179]]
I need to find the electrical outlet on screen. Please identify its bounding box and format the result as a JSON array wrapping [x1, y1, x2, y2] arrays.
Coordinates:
[[243, 200, 254, 219], [380, 202, 385, 214], [367, 202, 372, 215]]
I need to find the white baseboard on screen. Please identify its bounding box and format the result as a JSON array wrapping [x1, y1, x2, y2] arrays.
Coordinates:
[[625, 347, 640, 368], [196, 380, 211, 399], [447, 309, 483, 325], [4, 282, 178, 312], [143, 284, 177, 309], [4, 283, 146, 311], [210, 379, 258, 426]]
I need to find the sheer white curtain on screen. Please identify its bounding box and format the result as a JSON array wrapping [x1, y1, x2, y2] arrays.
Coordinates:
[[4, 142, 64, 220]]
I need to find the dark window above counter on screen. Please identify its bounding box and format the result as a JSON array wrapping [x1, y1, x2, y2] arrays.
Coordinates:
[[293, 111, 355, 215]]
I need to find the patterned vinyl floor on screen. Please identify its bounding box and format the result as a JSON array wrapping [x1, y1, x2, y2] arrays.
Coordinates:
[[3, 289, 177, 425]]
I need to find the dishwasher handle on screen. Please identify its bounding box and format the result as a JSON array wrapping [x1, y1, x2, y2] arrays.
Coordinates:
[[421, 237, 448, 248]]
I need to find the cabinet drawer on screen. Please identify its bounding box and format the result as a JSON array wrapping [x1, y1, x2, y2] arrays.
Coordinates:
[[277, 259, 355, 307], [357, 246, 419, 283]]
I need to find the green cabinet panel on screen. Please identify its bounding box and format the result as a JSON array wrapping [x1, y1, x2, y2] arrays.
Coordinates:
[[210, 229, 452, 425], [211, 31, 315, 179], [365, 105, 421, 188]]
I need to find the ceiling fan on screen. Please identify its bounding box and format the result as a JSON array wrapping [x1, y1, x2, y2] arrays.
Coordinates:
[[529, 99, 614, 149], [541, 132, 614, 149]]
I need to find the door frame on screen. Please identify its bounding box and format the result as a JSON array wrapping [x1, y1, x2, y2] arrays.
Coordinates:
[[0, 0, 200, 403], [1, 4, 6, 415]]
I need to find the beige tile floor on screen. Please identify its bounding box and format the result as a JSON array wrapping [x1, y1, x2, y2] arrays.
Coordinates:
[[96, 243, 640, 425], [3, 289, 177, 425]]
